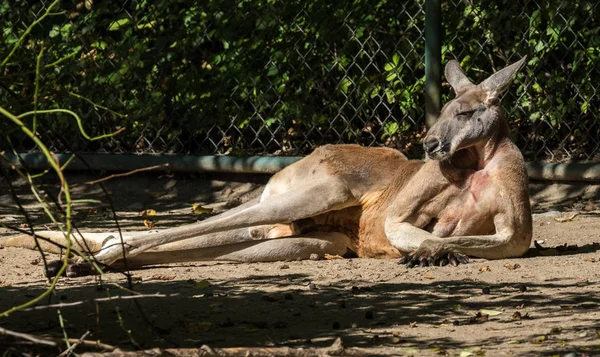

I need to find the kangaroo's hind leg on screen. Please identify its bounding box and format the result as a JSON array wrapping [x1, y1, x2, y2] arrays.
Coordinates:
[[110, 231, 353, 268]]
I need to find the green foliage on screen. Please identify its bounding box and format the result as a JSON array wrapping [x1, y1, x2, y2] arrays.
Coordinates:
[[442, 0, 599, 160], [0, 0, 598, 160]]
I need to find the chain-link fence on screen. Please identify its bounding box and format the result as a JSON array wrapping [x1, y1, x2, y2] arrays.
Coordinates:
[[1, 0, 598, 162]]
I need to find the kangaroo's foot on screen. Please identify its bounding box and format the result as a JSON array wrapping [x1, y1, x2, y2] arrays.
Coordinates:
[[45, 260, 97, 278], [398, 251, 469, 268]]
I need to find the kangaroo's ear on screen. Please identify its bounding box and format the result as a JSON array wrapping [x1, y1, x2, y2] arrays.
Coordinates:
[[445, 60, 474, 94], [480, 56, 528, 102]]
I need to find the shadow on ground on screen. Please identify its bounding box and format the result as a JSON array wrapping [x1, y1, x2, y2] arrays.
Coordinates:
[[1, 270, 599, 356]]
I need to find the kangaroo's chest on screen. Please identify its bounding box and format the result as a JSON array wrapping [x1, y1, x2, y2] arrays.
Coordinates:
[[428, 171, 497, 237]]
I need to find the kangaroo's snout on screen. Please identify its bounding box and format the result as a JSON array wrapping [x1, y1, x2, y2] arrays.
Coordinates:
[[423, 137, 440, 154]]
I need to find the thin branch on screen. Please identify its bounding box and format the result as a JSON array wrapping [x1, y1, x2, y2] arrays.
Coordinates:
[[73, 164, 170, 186], [19, 293, 179, 312], [57, 330, 90, 357], [0, 326, 57, 347], [17, 109, 125, 141], [45, 48, 81, 68], [33, 46, 45, 133], [67, 91, 127, 118], [0, 0, 61, 67]]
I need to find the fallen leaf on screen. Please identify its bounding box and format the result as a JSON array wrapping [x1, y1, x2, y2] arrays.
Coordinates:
[[143, 219, 155, 228], [554, 212, 579, 222], [409, 321, 417, 328], [583, 257, 596, 262], [192, 203, 213, 215], [150, 274, 174, 281], [194, 279, 211, 289], [148, 191, 166, 198], [579, 331, 588, 338], [486, 327, 499, 332], [390, 337, 401, 344], [470, 312, 489, 324], [423, 274, 434, 279], [460, 347, 484, 357], [512, 311, 531, 320], [530, 335, 546, 344], [504, 263, 521, 270], [261, 294, 281, 302], [324, 254, 344, 260], [549, 327, 563, 334], [479, 309, 502, 316], [479, 265, 491, 272], [403, 349, 419, 355], [138, 209, 156, 217], [506, 340, 521, 344], [185, 321, 212, 332]]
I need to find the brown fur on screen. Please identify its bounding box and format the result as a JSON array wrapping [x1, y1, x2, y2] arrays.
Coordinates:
[[4, 57, 533, 271]]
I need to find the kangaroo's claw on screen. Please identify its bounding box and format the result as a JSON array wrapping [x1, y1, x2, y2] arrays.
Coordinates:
[[398, 252, 469, 268]]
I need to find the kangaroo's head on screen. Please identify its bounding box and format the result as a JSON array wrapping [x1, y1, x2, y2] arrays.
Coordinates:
[[424, 57, 527, 162]]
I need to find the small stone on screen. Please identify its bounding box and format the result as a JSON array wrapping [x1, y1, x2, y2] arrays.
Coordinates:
[[332, 321, 340, 329], [351, 323, 358, 328], [519, 285, 527, 292], [482, 286, 491, 294], [308, 283, 317, 290], [365, 310, 374, 319], [351, 286, 360, 292], [309, 253, 320, 261], [280, 264, 290, 269]]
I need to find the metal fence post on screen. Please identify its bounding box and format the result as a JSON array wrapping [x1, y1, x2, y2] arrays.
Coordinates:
[[425, 0, 442, 128]]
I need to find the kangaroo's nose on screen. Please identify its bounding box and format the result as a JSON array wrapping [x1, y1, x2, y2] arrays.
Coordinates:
[[424, 137, 440, 154]]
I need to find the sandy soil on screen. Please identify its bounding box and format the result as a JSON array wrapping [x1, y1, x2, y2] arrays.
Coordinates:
[[0, 172, 599, 356]]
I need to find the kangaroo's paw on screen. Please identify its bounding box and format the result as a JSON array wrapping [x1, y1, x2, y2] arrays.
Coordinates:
[[397, 240, 470, 268], [45, 260, 97, 278]]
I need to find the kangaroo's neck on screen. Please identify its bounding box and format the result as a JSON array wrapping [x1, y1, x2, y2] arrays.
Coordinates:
[[449, 120, 517, 172]]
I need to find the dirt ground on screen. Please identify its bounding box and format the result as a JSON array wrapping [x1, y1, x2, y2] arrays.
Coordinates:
[[0, 172, 599, 356]]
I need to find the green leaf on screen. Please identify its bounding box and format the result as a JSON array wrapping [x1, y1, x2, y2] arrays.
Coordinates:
[[339, 77, 352, 94], [479, 309, 502, 316], [108, 18, 131, 31]]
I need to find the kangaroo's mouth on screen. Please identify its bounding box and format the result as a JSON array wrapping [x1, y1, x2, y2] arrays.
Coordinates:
[[424, 137, 452, 161]]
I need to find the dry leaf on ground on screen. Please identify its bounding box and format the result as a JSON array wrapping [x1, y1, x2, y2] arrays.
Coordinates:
[[479, 265, 491, 272], [192, 203, 214, 215], [139, 209, 156, 217], [504, 263, 521, 270], [554, 212, 579, 222], [143, 219, 155, 228]]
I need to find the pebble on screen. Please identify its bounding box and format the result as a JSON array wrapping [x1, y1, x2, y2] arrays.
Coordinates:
[[309, 253, 320, 261], [482, 286, 491, 294], [519, 285, 527, 292], [308, 283, 317, 290]]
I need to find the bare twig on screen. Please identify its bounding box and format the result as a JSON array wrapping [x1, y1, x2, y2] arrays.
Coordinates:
[[80, 337, 366, 357], [57, 330, 90, 357], [74, 164, 170, 186], [19, 293, 179, 312], [0, 326, 57, 347]]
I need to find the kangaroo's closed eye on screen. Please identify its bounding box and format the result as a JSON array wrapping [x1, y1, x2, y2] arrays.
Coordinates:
[[457, 109, 476, 117]]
